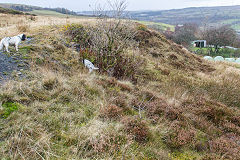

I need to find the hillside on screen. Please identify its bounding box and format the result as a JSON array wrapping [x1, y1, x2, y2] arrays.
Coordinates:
[[29, 10, 75, 17], [78, 11, 174, 31], [0, 6, 25, 15], [0, 13, 240, 159], [137, 20, 174, 31], [130, 5, 240, 30], [0, 3, 78, 16]]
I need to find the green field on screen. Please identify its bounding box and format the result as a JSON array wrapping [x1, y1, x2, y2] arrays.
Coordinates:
[[29, 10, 71, 17], [130, 6, 240, 30], [28, 10, 89, 19], [137, 20, 174, 31], [191, 47, 240, 58]]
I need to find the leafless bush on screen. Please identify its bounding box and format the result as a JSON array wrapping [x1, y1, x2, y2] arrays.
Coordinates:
[[121, 116, 150, 143], [100, 104, 123, 120], [64, 0, 140, 80], [88, 0, 137, 73]]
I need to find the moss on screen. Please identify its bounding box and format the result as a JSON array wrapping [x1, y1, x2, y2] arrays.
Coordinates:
[[169, 151, 199, 160], [109, 86, 121, 93], [22, 56, 31, 60], [0, 102, 22, 118], [17, 63, 25, 67], [19, 46, 32, 55]]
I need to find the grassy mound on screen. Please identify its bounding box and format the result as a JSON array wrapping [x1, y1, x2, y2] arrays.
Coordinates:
[[0, 24, 240, 159]]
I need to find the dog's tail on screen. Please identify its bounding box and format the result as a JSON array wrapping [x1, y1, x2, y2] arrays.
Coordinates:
[[93, 67, 99, 70]]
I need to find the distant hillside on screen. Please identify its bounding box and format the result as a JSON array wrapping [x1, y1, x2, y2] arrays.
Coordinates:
[[129, 5, 240, 30], [0, 6, 24, 15], [0, 3, 77, 16], [28, 10, 72, 17], [77, 11, 174, 31], [137, 20, 174, 31]]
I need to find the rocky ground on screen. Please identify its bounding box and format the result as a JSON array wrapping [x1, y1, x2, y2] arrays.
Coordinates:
[[0, 38, 32, 83]]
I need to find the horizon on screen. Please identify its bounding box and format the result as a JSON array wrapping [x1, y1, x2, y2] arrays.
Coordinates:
[[0, 0, 240, 11]]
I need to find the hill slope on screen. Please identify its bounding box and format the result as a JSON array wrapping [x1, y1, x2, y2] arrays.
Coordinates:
[[0, 17, 240, 159], [0, 3, 77, 16], [0, 6, 24, 15], [130, 5, 240, 30]]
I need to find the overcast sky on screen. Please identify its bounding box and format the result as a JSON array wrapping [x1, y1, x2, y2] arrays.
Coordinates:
[[0, 0, 240, 11]]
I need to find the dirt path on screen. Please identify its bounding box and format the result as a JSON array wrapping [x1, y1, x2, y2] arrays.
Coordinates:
[[0, 38, 32, 83]]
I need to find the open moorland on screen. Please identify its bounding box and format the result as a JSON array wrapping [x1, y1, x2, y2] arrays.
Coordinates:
[[0, 7, 240, 160], [130, 5, 240, 30]]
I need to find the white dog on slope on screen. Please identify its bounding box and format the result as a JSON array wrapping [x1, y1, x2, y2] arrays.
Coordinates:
[[0, 34, 26, 53]]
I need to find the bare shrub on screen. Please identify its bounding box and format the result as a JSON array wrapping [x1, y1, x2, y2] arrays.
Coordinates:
[[30, 15, 36, 21], [87, 132, 125, 155], [112, 95, 128, 108], [201, 154, 223, 160], [100, 104, 123, 120], [63, 0, 143, 80], [64, 23, 91, 47], [202, 25, 237, 53], [209, 134, 240, 159], [163, 121, 197, 149], [90, 0, 139, 78], [145, 98, 183, 122], [121, 116, 150, 143]]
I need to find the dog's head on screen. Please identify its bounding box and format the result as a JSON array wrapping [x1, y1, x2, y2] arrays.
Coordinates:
[[20, 34, 26, 41]]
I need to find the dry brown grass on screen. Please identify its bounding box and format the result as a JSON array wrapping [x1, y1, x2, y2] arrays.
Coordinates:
[[0, 13, 95, 37], [16, 22, 30, 32]]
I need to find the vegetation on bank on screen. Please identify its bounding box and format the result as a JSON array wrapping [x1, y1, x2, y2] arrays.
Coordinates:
[[0, 1, 240, 159], [0, 20, 239, 159]]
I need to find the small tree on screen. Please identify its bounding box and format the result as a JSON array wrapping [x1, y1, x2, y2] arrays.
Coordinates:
[[87, 0, 137, 74], [64, 0, 144, 80], [172, 23, 198, 47], [202, 25, 237, 53], [233, 35, 240, 48]]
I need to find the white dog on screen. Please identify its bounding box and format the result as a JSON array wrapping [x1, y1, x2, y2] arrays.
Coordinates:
[[0, 34, 26, 53], [83, 59, 99, 73]]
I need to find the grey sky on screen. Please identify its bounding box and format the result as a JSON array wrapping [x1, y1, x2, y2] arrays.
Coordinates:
[[0, 0, 240, 11]]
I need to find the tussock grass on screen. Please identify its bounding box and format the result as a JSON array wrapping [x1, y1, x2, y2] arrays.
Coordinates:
[[0, 13, 95, 37], [0, 15, 240, 159]]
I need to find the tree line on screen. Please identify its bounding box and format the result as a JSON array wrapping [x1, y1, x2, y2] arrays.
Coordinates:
[[163, 23, 239, 54]]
